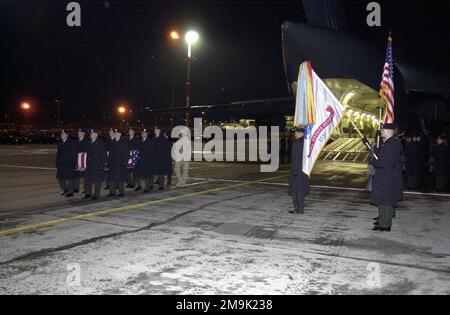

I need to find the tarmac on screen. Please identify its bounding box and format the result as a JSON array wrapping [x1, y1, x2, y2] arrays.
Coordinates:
[[0, 145, 449, 294]]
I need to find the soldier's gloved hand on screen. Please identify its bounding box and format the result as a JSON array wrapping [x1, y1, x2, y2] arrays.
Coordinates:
[[362, 137, 370, 148]]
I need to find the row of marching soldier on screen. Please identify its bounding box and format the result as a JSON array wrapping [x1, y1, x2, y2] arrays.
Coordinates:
[[55, 126, 183, 200]]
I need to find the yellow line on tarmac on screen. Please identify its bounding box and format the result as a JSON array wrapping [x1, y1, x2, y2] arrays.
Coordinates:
[[0, 175, 287, 238]]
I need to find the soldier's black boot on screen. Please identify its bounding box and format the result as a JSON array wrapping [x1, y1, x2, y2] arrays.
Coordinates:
[[373, 226, 391, 232], [82, 194, 91, 200]]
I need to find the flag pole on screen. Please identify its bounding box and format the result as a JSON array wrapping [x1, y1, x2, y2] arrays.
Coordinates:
[[350, 120, 379, 160]]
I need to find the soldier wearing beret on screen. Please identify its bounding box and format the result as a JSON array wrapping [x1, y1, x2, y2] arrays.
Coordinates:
[[107, 128, 129, 197], [56, 129, 77, 197], [288, 126, 310, 214], [371, 123, 403, 232], [83, 129, 107, 200], [74, 128, 90, 194], [127, 127, 140, 188], [135, 127, 154, 193]]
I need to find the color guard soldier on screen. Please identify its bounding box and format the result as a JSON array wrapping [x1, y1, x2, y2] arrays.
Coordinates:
[[83, 129, 107, 200], [288, 126, 310, 214], [371, 123, 403, 232]]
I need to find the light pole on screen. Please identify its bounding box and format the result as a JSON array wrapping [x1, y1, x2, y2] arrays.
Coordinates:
[[185, 31, 199, 108], [21, 102, 31, 125], [169, 30, 180, 109], [117, 105, 126, 128], [55, 99, 61, 125]]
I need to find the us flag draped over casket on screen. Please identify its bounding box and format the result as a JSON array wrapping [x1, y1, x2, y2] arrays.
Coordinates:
[[76, 152, 87, 171], [127, 150, 140, 169]]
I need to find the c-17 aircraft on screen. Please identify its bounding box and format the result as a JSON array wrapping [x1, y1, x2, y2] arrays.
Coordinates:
[[146, 0, 450, 145]]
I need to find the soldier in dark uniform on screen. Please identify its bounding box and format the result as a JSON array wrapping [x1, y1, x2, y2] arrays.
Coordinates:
[[288, 126, 310, 214], [135, 127, 154, 193], [405, 133, 426, 189], [104, 128, 115, 190], [74, 128, 90, 193], [107, 128, 128, 197], [56, 129, 77, 197], [83, 129, 107, 200], [151, 126, 169, 191], [371, 123, 403, 232], [163, 130, 174, 186], [433, 134, 450, 191], [127, 127, 140, 188]]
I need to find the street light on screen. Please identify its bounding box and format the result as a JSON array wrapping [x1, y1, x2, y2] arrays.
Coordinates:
[[21, 102, 30, 110], [170, 30, 180, 41], [20, 102, 31, 125], [185, 31, 199, 58], [169, 30, 180, 109], [185, 31, 199, 108], [117, 106, 126, 114], [117, 105, 127, 128]]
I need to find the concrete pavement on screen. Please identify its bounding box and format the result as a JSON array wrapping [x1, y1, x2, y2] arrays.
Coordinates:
[[0, 145, 449, 294]]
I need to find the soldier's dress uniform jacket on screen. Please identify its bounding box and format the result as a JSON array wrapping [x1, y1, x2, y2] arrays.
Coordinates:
[[288, 138, 310, 197], [56, 138, 77, 180], [107, 139, 129, 182], [434, 143, 450, 177], [405, 141, 426, 177], [136, 137, 154, 179], [85, 139, 107, 183], [371, 136, 403, 207], [151, 135, 169, 176]]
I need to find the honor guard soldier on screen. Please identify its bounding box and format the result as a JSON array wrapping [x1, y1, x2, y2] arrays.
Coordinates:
[[74, 128, 90, 193], [56, 129, 77, 197], [163, 130, 174, 186], [288, 126, 310, 214], [151, 126, 169, 191], [371, 123, 403, 232], [135, 127, 154, 193], [405, 133, 426, 189], [127, 127, 140, 188], [104, 128, 115, 190], [107, 128, 129, 197], [83, 129, 107, 200]]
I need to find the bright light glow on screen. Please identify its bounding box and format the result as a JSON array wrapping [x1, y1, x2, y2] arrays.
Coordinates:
[[170, 31, 180, 40], [21, 102, 30, 110], [118, 106, 126, 114], [354, 111, 361, 116], [348, 109, 354, 114], [185, 31, 199, 44]]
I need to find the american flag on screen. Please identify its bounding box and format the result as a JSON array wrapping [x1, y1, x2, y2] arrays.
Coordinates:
[[127, 150, 140, 169], [76, 152, 87, 171], [380, 36, 395, 124]]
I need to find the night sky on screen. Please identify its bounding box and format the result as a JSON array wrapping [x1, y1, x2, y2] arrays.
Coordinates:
[[1, 0, 449, 124]]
